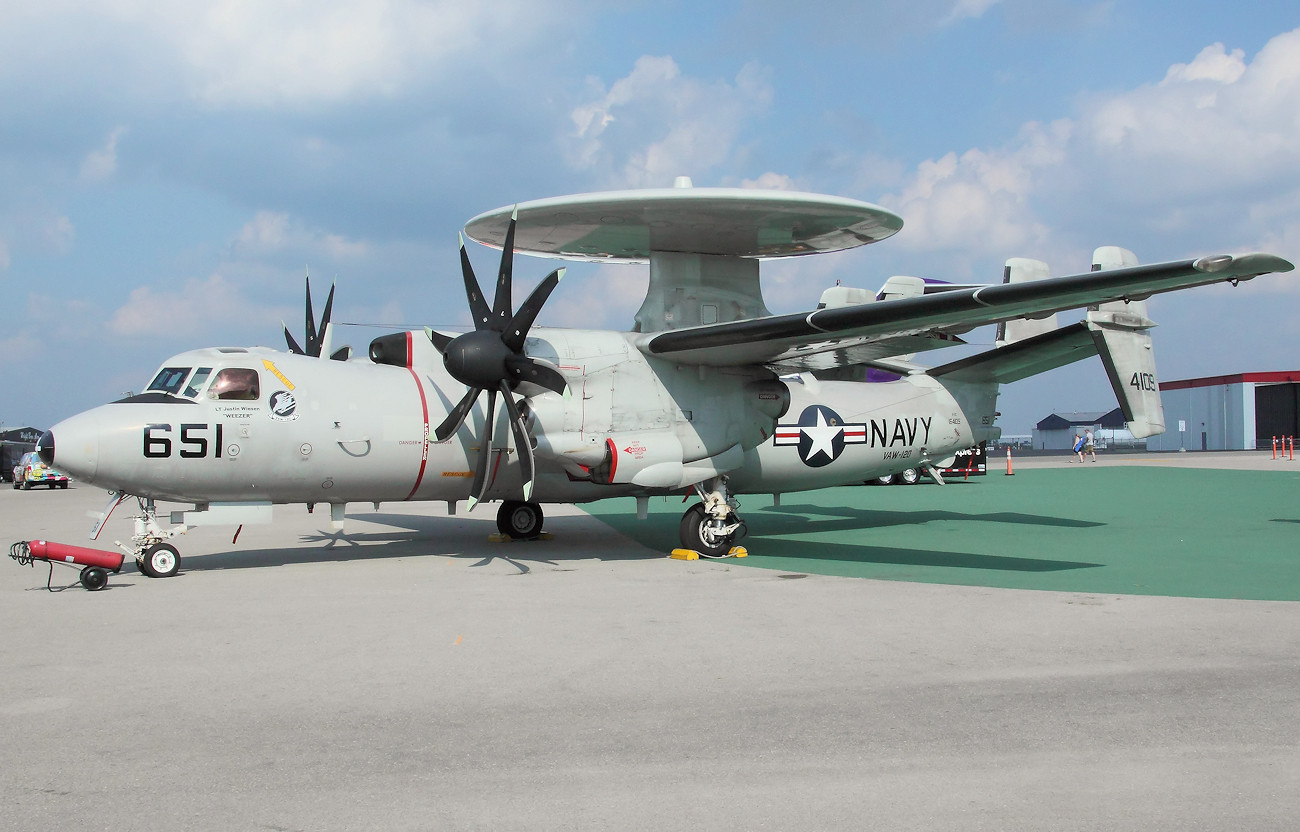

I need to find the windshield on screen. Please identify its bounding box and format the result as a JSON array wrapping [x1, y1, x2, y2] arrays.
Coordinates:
[[146, 367, 191, 395], [144, 366, 215, 399]]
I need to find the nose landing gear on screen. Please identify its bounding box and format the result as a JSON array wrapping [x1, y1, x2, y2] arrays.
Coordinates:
[[111, 496, 187, 578]]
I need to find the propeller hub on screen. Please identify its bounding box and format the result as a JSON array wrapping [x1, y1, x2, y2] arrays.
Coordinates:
[[442, 330, 513, 389]]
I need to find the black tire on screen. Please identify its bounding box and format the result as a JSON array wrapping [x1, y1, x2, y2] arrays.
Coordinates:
[[898, 468, 921, 485], [79, 566, 109, 591], [140, 543, 180, 578], [871, 474, 895, 485], [59, 482, 68, 489], [678, 503, 734, 557], [496, 500, 544, 539]]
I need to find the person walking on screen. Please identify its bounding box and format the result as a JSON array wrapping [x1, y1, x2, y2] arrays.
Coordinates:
[[1072, 433, 1084, 462], [1084, 428, 1097, 462]]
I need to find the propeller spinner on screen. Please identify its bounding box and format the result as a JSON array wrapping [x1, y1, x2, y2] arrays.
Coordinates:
[[429, 210, 566, 507], [284, 272, 351, 360]]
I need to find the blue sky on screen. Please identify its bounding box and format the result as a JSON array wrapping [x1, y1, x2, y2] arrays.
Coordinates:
[[2, 1, 1298, 436]]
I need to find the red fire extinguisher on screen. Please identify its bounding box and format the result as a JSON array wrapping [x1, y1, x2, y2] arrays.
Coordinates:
[[9, 540, 125, 591]]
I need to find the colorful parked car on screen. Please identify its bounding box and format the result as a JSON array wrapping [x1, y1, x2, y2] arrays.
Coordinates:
[[12, 451, 69, 489]]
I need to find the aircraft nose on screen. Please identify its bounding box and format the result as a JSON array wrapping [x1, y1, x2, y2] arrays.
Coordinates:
[[44, 411, 100, 482], [36, 430, 55, 466]]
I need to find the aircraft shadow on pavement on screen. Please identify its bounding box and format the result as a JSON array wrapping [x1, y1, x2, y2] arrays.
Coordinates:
[[170, 511, 659, 573], [743, 537, 1101, 573], [591, 506, 1103, 573], [758, 503, 1106, 532]]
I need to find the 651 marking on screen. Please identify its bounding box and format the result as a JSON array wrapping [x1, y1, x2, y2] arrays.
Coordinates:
[[144, 423, 224, 459]]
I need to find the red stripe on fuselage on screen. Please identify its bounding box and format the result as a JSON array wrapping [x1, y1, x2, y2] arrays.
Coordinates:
[[404, 331, 431, 500]]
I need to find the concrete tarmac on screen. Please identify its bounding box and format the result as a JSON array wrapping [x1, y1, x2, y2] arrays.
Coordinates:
[[2, 483, 1297, 830]]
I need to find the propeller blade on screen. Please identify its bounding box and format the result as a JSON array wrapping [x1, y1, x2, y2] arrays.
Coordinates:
[[503, 268, 564, 352], [468, 389, 497, 510], [459, 233, 492, 328], [498, 382, 535, 502], [489, 208, 517, 332], [504, 354, 567, 396], [304, 275, 318, 355], [425, 327, 455, 354], [319, 282, 336, 346], [434, 387, 482, 442], [284, 325, 306, 355]]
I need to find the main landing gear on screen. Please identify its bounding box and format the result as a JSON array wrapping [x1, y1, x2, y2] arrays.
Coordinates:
[[678, 477, 746, 557], [496, 500, 544, 539]]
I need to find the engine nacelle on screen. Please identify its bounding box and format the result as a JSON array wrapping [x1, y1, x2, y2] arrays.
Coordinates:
[[587, 431, 686, 488]]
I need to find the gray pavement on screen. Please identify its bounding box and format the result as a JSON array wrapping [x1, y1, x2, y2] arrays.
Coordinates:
[[2, 484, 1298, 831]]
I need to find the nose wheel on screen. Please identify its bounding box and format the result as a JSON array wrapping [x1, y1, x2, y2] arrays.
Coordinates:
[[137, 542, 181, 578]]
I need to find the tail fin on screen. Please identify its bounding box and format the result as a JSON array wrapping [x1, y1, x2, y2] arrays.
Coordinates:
[[931, 246, 1167, 440], [1085, 247, 1164, 438], [995, 258, 1058, 346]]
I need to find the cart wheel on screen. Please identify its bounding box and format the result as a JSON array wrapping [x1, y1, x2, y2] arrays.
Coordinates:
[[140, 543, 180, 578], [80, 566, 109, 591]]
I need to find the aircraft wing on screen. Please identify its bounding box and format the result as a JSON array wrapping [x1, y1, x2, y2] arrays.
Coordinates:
[[638, 253, 1293, 370]]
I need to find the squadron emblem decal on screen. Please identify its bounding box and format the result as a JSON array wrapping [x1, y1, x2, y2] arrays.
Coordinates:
[[774, 405, 866, 467], [269, 390, 299, 422]]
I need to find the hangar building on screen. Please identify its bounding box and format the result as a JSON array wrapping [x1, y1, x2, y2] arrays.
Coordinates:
[[1031, 409, 1130, 451], [1146, 371, 1300, 451]]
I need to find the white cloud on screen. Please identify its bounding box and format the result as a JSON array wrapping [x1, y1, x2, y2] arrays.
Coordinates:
[[108, 273, 254, 338], [1, 1, 575, 108], [740, 172, 800, 191], [879, 120, 1068, 261], [79, 126, 128, 183], [233, 211, 368, 259], [877, 28, 1300, 274], [941, 0, 1002, 25], [568, 56, 774, 188]]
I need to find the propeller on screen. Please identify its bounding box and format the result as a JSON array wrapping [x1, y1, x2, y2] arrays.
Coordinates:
[[284, 271, 351, 360], [428, 209, 566, 508]]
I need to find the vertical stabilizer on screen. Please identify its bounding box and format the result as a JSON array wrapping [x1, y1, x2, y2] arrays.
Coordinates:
[[1086, 247, 1164, 438], [995, 258, 1059, 346]]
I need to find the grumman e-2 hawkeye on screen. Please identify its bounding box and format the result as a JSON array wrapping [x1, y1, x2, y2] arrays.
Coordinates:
[[35, 180, 1294, 579]]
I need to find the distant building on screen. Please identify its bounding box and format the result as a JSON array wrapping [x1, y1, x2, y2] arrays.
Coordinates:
[[1031, 409, 1132, 451], [1146, 371, 1300, 451], [1, 427, 44, 479]]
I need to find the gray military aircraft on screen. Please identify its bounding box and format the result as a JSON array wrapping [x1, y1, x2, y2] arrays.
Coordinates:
[[36, 181, 1294, 577]]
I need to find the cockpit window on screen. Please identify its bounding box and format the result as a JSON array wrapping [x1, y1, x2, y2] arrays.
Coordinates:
[[209, 368, 260, 401], [183, 367, 213, 399], [146, 367, 191, 395]]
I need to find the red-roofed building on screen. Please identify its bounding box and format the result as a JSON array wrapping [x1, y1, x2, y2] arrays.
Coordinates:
[[1146, 372, 1300, 451]]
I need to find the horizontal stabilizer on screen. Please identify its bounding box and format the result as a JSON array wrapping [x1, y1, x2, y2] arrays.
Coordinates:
[[930, 322, 1097, 385]]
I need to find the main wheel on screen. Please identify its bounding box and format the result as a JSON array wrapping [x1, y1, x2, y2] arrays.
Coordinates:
[[140, 542, 180, 578], [496, 500, 544, 539], [871, 474, 896, 485], [678, 503, 734, 557], [898, 467, 921, 485], [79, 566, 109, 591]]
